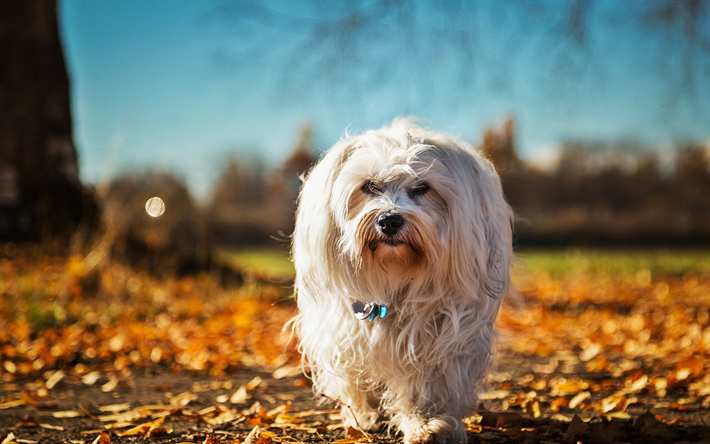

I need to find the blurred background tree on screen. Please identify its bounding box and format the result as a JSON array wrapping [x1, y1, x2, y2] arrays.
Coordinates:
[[0, 0, 97, 245]]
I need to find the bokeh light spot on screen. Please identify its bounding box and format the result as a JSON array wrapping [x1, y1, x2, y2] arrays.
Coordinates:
[[145, 196, 166, 218]]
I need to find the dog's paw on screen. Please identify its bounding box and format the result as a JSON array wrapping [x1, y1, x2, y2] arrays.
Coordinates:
[[341, 406, 382, 433], [403, 417, 466, 444]]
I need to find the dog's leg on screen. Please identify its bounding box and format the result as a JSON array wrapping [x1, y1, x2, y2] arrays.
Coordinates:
[[321, 376, 382, 433], [340, 392, 382, 434], [388, 352, 486, 444]]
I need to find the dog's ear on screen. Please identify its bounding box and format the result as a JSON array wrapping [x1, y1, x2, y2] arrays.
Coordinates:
[[292, 138, 355, 295], [438, 146, 514, 302]]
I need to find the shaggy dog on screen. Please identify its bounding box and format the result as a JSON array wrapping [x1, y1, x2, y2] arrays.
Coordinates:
[[291, 118, 513, 444]]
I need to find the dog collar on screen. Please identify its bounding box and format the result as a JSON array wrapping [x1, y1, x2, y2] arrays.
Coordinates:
[[352, 301, 388, 321]]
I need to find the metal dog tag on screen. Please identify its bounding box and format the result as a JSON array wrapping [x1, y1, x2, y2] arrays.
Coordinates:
[[352, 301, 374, 320], [353, 301, 388, 321]]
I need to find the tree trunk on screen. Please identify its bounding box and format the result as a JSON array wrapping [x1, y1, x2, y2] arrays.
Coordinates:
[[0, 0, 97, 243]]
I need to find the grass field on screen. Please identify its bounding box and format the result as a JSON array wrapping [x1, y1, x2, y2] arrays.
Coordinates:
[[217, 246, 295, 278], [219, 246, 710, 280], [515, 248, 710, 278]]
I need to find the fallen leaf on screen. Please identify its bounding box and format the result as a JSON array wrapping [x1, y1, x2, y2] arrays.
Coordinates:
[[243, 426, 261, 444], [98, 403, 131, 413], [169, 391, 197, 407], [100, 378, 118, 393], [247, 376, 263, 390], [335, 437, 369, 443], [229, 385, 248, 404], [45, 370, 65, 390], [523, 398, 541, 418], [0, 399, 26, 409], [117, 416, 169, 437], [568, 391, 591, 409], [52, 410, 82, 418], [553, 380, 589, 396], [579, 342, 602, 361], [3, 361, 17, 374], [627, 374, 648, 393], [550, 397, 568, 412], [16, 414, 39, 427], [599, 395, 629, 413], [82, 371, 101, 386], [479, 390, 510, 400], [272, 365, 301, 379], [90, 432, 111, 444]]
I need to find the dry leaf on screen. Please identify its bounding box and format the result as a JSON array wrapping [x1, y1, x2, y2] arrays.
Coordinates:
[[169, 391, 197, 407], [3, 361, 17, 374], [100, 378, 118, 393], [599, 395, 629, 414], [117, 416, 168, 437], [45, 370, 65, 390], [16, 414, 39, 427], [229, 385, 248, 404], [98, 403, 131, 413], [243, 426, 261, 444], [52, 410, 82, 418], [523, 398, 541, 418], [335, 437, 369, 443], [479, 390, 510, 400], [272, 365, 301, 379], [0, 399, 26, 409], [553, 380, 589, 396], [247, 376, 263, 390], [90, 432, 111, 444], [568, 391, 591, 409], [82, 372, 101, 386]]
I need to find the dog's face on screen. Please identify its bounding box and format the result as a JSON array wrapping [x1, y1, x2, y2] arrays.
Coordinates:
[[332, 141, 448, 276], [294, 119, 513, 303]]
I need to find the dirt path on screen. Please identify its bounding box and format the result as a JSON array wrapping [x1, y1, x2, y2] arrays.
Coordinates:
[[2, 357, 709, 444]]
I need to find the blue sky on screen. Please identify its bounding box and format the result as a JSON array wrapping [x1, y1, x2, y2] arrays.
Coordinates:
[[59, 0, 710, 198]]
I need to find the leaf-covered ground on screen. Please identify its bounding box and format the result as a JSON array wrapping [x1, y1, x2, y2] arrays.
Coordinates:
[[1, 247, 709, 443]]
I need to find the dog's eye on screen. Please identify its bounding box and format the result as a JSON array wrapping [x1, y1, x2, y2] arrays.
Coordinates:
[[409, 182, 431, 198], [361, 180, 382, 195]]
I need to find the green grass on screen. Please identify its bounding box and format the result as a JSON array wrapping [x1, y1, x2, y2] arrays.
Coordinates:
[[218, 246, 295, 277], [220, 247, 710, 279], [515, 248, 710, 278]]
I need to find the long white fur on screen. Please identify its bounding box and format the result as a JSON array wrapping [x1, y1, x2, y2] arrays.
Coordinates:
[[291, 118, 513, 444]]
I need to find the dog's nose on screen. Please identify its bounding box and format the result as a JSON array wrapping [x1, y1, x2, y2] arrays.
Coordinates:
[[377, 213, 404, 236]]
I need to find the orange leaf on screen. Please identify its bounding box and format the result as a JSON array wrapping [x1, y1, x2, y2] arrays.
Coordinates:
[[117, 416, 167, 437], [90, 432, 111, 444]]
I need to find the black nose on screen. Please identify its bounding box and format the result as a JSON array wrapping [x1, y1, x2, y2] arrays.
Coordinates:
[[377, 213, 404, 236]]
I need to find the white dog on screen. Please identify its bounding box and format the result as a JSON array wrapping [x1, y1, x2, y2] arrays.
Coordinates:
[[291, 118, 513, 444]]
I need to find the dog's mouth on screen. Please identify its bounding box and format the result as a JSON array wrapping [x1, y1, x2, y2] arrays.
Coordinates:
[[368, 238, 424, 257], [368, 239, 404, 250]]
